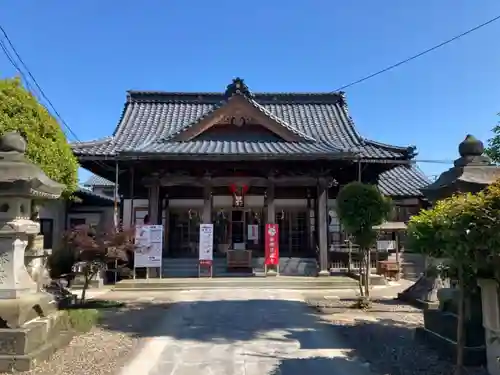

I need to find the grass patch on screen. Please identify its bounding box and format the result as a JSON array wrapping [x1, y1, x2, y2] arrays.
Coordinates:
[[64, 299, 126, 310], [350, 297, 373, 310], [64, 309, 101, 333]]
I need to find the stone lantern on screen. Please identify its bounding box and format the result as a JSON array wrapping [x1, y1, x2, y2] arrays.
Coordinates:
[[402, 134, 500, 367], [399, 135, 500, 307], [0, 132, 70, 372]]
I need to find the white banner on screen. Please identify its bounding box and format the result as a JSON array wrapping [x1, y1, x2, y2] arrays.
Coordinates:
[[134, 225, 163, 268], [199, 224, 214, 261], [247, 224, 259, 241]]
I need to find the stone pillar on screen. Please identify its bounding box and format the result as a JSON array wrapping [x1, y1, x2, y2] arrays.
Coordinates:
[[148, 183, 160, 225], [202, 183, 212, 224], [317, 178, 329, 276]]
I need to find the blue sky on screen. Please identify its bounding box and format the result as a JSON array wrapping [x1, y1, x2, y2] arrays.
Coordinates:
[[1, 1, 500, 183]]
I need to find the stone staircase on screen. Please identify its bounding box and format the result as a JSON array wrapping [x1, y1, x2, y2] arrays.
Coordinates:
[[161, 257, 319, 278]]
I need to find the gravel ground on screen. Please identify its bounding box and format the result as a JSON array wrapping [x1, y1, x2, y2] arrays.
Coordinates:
[[2, 297, 172, 375], [309, 298, 489, 375]]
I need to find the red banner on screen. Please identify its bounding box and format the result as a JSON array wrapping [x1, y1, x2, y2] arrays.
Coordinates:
[[265, 224, 279, 265]]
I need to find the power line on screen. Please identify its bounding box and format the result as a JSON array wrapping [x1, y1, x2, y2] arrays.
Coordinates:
[[0, 24, 116, 175], [334, 14, 500, 92], [0, 25, 81, 141]]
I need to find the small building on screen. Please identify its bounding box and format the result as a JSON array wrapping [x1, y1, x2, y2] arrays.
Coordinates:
[[38, 186, 115, 251], [72, 78, 429, 274]]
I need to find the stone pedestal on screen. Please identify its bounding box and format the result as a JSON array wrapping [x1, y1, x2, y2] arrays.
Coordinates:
[[478, 279, 500, 375], [398, 258, 449, 308], [415, 288, 486, 366]]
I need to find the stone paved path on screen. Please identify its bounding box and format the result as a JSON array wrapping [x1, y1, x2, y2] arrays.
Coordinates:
[[120, 289, 374, 375]]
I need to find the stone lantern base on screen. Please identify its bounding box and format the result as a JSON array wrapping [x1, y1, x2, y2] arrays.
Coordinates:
[[0, 309, 74, 372]]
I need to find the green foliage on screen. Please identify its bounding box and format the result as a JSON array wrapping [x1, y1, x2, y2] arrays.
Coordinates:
[[485, 116, 500, 164], [336, 182, 392, 249], [408, 181, 500, 284], [63, 308, 100, 333], [0, 77, 78, 196]]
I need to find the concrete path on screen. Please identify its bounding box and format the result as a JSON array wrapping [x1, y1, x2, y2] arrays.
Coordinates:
[[119, 289, 375, 375]]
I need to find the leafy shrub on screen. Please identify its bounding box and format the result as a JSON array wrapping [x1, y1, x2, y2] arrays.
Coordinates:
[[0, 77, 78, 197]]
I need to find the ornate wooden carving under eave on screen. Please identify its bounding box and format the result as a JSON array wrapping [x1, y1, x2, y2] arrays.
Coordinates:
[[171, 95, 304, 142], [217, 115, 253, 127]]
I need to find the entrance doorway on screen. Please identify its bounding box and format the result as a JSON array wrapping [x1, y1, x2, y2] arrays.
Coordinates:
[[275, 209, 311, 257]]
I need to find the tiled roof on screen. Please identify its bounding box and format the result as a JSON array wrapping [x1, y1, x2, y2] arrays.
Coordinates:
[[72, 78, 415, 160], [75, 187, 115, 205], [378, 165, 430, 197], [83, 165, 429, 197], [131, 140, 347, 157], [83, 175, 114, 187]]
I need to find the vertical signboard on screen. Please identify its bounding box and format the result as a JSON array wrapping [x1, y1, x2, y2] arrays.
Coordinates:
[[134, 225, 163, 268], [199, 224, 214, 264], [265, 223, 279, 266]]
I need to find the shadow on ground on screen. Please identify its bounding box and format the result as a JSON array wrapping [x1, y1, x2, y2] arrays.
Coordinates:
[[96, 298, 486, 374], [98, 299, 342, 343], [261, 356, 371, 375], [329, 316, 487, 375]]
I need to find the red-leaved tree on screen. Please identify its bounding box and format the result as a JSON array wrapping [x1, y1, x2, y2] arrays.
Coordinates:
[[63, 225, 135, 302]]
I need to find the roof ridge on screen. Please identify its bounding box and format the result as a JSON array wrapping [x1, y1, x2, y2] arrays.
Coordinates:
[[364, 138, 416, 157], [70, 136, 113, 147], [127, 90, 344, 97]]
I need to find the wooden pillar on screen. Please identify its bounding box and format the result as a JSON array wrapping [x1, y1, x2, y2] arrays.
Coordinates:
[[306, 190, 314, 255], [266, 182, 275, 224], [148, 183, 160, 225], [163, 193, 170, 256], [129, 166, 135, 227], [395, 231, 400, 281], [202, 181, 212, 224], [317, 178, 329, 276]]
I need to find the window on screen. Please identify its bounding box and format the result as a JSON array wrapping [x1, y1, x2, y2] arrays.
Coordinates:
[[69, 218, 86, 228]]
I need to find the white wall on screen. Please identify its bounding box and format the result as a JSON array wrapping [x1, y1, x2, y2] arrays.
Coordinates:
[[39, 200, 114, 249]]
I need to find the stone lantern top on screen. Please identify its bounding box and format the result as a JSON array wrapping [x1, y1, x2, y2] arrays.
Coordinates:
[[455, 134, 491, 168], [0, 132, 65, 199], [421, 134, 500, 202]]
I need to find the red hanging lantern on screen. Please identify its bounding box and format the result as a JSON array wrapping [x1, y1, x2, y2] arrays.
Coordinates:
[[229, 183, 249, 208]]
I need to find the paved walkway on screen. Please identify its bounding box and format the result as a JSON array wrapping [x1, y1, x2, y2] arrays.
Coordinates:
[[120, 289, 375, 375]]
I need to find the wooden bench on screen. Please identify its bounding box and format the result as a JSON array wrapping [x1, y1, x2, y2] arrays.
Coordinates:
[[377, 260, 400, 280], [227, 250, 252, 269]]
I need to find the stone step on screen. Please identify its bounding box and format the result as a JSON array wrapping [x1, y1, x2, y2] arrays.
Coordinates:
[[113, 276, 359, 291], [160, 257, 318, 277]]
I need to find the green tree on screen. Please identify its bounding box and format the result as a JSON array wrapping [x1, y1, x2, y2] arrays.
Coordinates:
[[407, 184, 500, 375], [336, 182, 392, 305], [0, 77, 78, 196], [485, 114, 500, 163]]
